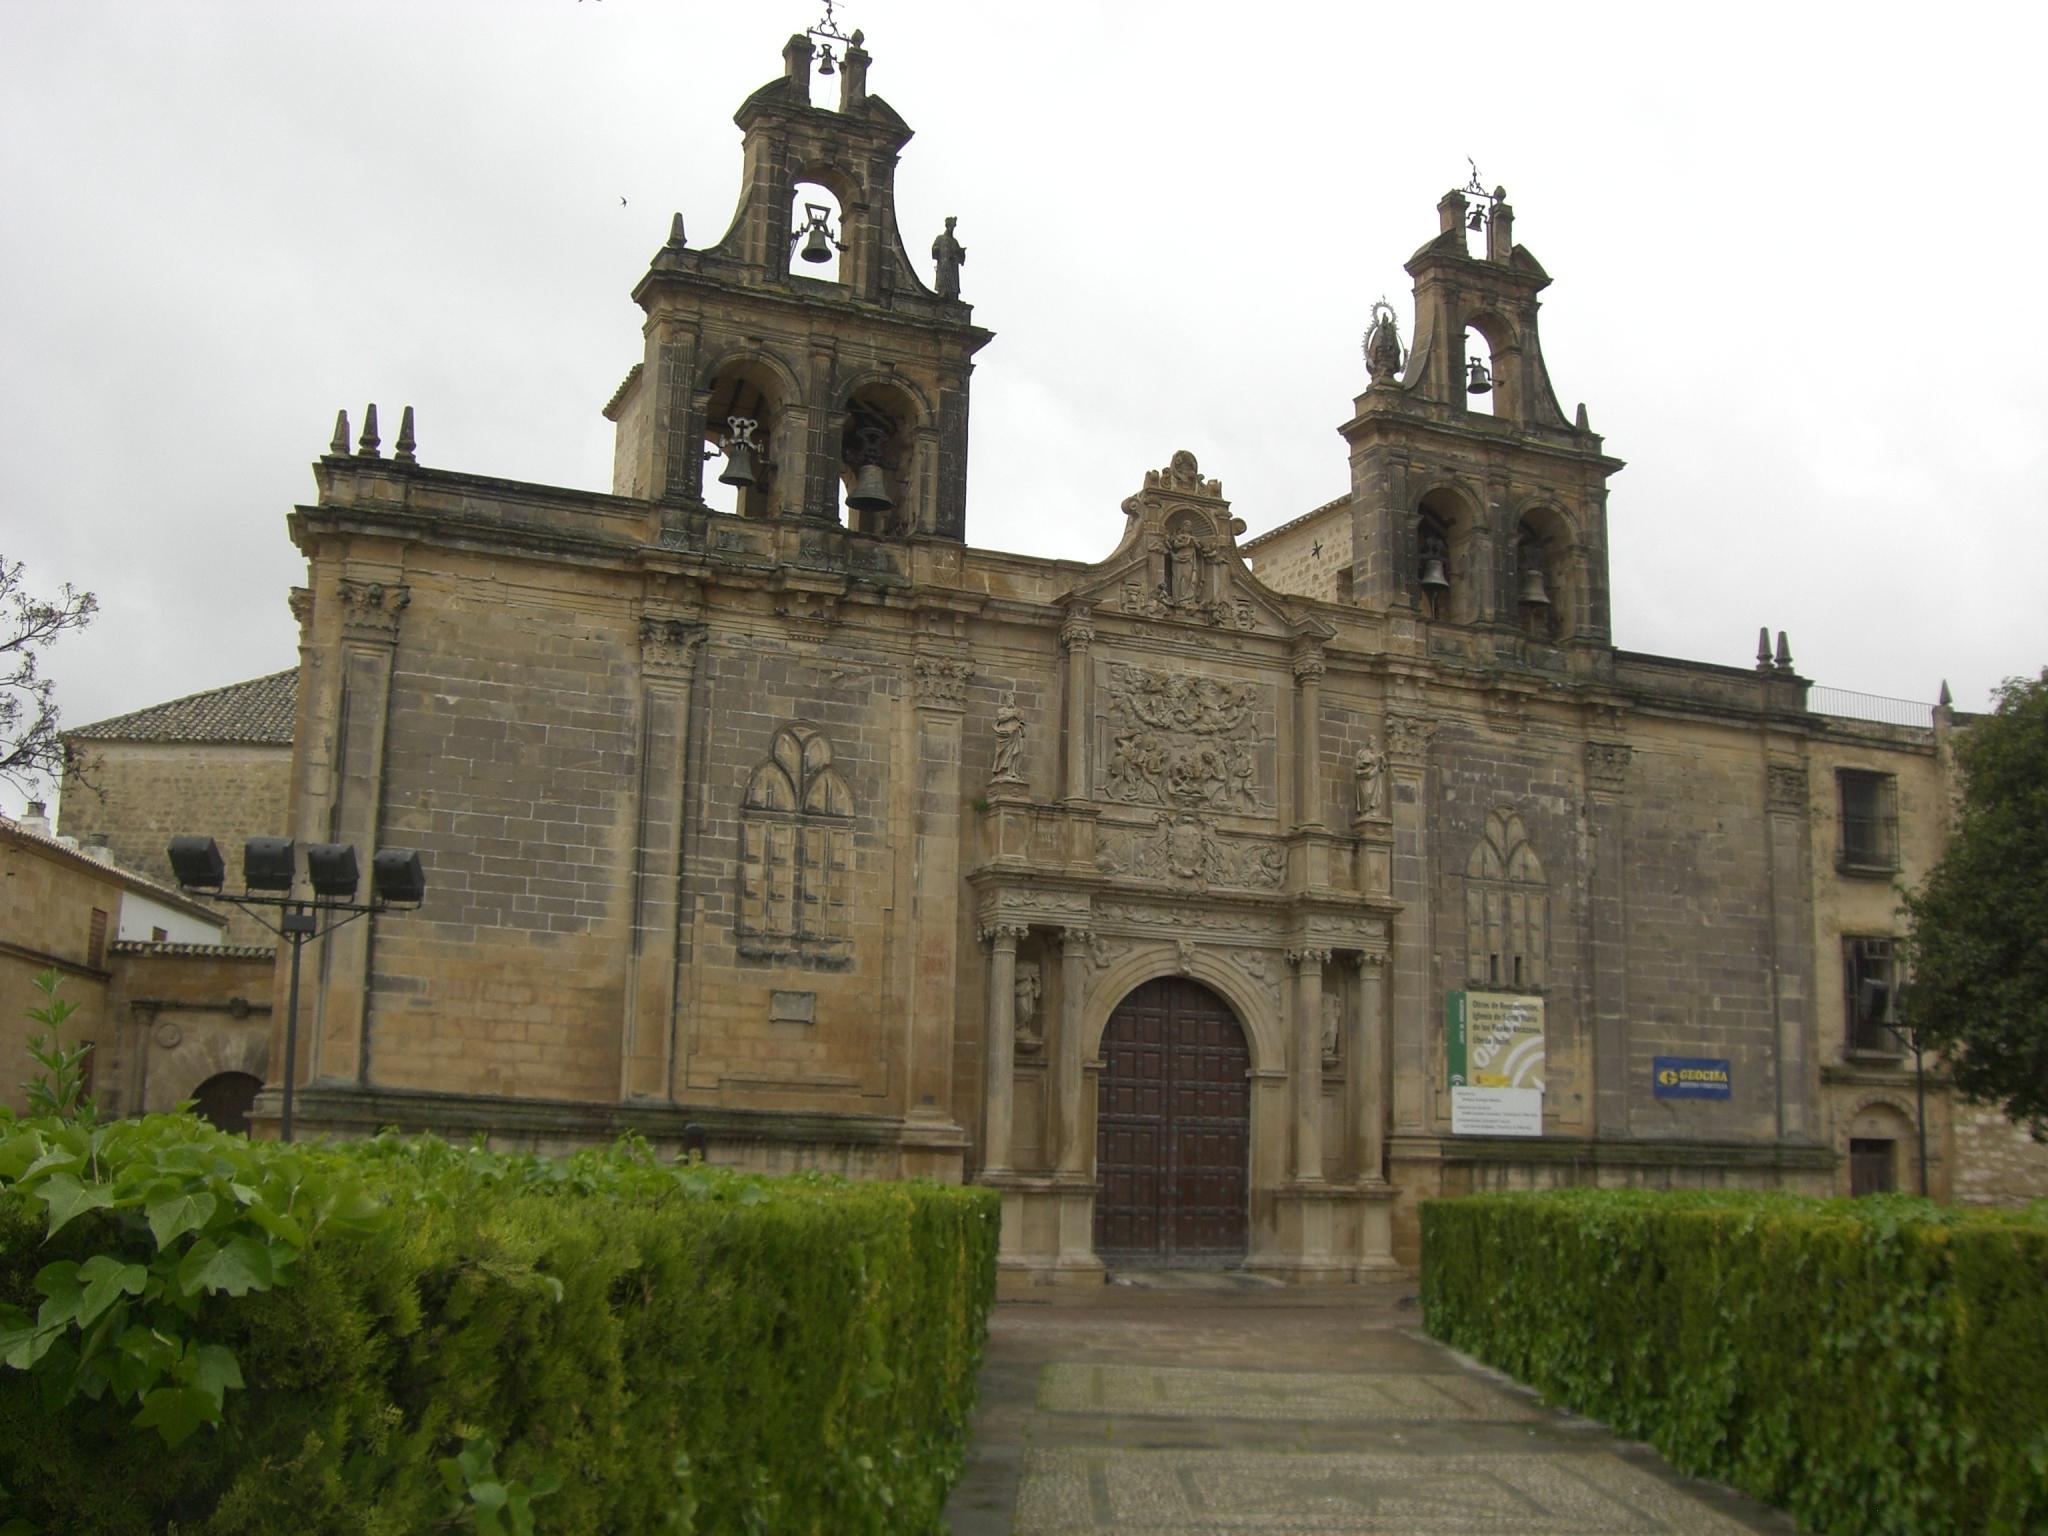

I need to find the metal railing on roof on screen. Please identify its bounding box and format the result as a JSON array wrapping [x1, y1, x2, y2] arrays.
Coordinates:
[[1809, 687, 1936, 729]]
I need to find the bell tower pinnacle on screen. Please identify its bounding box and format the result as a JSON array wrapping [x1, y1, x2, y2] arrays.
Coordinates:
[[604, 24, 991, 541], [1339, 179, 1622, 649]]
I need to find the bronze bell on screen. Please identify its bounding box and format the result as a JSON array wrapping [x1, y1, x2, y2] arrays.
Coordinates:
[[1418, 555, 1450, 594], [1466, 356, 1493, 395], [1518, 566, 1551, 606], [799, 225, 833, 263], [717, 441, 758, 489], [847, 463, 893, 513]]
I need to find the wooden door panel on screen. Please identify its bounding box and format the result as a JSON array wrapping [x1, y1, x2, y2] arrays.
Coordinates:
[[1094, 978, 1249, 1264]]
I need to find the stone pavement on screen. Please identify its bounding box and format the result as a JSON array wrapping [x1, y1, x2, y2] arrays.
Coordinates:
[[943, 1273, 1795, 1536]]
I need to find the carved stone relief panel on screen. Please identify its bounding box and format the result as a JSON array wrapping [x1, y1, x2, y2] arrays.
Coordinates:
[[1094, 661, 1274, 814], [1094, 812, 1286, 891]]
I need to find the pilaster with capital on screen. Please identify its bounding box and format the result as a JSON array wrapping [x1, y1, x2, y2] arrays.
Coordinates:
[[307, 578, 410, 1088], [1060, 606, 1094, 803], [1292, 646, 1327, 831], [979, 922, 1029, 1176], [909, 651, 972, 1119], [621, 618, 705, 1101], [1384, 710, 1434, 1133], [1286, 947, 1332, 1180], [1585, 739, 1632, 1136], [1054, 926, 1092, 1173], [1352, 952, 1388, 1183]]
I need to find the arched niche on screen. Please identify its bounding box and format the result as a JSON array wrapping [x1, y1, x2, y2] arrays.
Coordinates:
[[787, 179, 848, 284], [1464, 311, 1519, 420]]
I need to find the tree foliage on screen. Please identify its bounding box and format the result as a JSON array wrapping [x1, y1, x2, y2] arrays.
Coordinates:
[[0, 554, 98, 794], [1901, 668, 2048, 1137]]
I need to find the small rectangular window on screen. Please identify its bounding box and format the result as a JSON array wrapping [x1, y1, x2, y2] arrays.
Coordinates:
[[1843, 936, 1900, 1056], [1849, 1138, 1896, 1197], [87, 908, 109, 969], [151, 926, 168, 944], [1837, 769, 1899, 874]]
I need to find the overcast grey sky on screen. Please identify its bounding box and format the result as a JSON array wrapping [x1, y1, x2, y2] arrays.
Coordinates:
[[4, 0, 2044, 818]]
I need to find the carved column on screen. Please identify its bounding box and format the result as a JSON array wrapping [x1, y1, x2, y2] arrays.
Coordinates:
[[621, 619, 704, 1101], [980, 922, 1028, 1175], [1353, 952, 1388, 1183], [1054, 926, 1091, 1173], [1287, 947, 1332, 1180], [1059, 606, 1094, 803], [1292, 646, 1327, 831], [1585, 740, 1632, 1137], [308, 579, 407, 1088], [1766, 760, 1817, 1142], [1385, 712, 1436, 1132], [910, 654, 974, 1120]]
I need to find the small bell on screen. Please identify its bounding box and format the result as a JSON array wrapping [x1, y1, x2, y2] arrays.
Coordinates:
[[817, 46, 836, 76], [1467, 208, 1485, 233], [1465, 357, 1493, 395], [1418, 555, 1450, 594], [847, 463, 893, 513], [1518, 566, 1550, 606], [800, 224, 833, 263], [717, 441, 758, 489]]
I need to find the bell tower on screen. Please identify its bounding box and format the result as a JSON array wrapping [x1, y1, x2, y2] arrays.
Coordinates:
[[605, 29, 991, 540], [1341, 184, 1622, 649]]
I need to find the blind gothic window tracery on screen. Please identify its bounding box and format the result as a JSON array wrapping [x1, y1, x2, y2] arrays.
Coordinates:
[[1465, 808, 1548, 990], [738, 725, 853, 965]]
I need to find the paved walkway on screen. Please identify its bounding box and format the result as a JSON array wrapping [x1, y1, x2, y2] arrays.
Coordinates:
[[943, 1273, 1794, 1536]]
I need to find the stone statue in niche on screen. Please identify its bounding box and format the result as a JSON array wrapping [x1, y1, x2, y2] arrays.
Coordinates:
[[990, 701, 1027, 786], [1014, 963, 1043, 1052], [931, 216, 966, 299], [1163, 530, 1204, 607], [1353, 739, 1387, 819], [1322, 990, 1342, 1063]]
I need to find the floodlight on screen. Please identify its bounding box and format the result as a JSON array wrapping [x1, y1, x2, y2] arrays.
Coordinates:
[[243, 837, 296, 892], [168, 836, 225, 891], [370, 848, 426, 906], [305, 842, 361, 900]]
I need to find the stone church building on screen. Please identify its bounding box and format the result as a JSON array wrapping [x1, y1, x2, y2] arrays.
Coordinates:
[[59, 32, 2048, 1275]]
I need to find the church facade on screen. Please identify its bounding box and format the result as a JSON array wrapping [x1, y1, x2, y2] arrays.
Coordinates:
[[223, 34, 2027, 1277]]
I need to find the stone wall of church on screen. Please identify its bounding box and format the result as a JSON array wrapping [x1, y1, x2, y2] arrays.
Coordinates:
[[1951, 1105, 2048, 1206]]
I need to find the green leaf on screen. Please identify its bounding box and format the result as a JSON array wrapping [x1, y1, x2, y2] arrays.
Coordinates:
[[34, 1172, 113, 1236], [0, 1127, 45, 1179], [134, 1384, 219, 1447], [176, 1235, 273, 1298], [241, 1201, 306, 1248], [470, 1480, 510, 1512], [187, 1344, 244, 1411], [145, 1187, 219, 1250], [74, 1256, 147, 1329]]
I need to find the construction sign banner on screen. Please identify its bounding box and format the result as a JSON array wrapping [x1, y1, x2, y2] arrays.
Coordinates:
[[1447, 991, 1545, 1137]]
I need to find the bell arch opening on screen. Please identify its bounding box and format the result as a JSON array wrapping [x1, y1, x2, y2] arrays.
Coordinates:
[[787, 182, 845, 283], [701, 358, 787, 518], [1093, 976, 1251, 1268], [838, 381, 916, 535], [1415, 486, 1480, 625]]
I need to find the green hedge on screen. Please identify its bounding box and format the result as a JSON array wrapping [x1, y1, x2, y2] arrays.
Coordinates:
[[1422, 1189, 2048, 1535], [0, 1118, 998, 1534]]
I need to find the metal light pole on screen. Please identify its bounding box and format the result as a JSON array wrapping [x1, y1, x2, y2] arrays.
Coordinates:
[[168, 837, 424, 1142]]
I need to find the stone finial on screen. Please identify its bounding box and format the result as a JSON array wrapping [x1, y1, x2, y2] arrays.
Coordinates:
[[357, 403, 381, 458], [1756, 627, 1772, 669], [394, 406, 417, 464], [1938, 679, 1953, 708], [329, 409, 350, 455], [666, 212, 687, 249], [1775, 630, 1794, 672], [1575, 402, 1590, 431]]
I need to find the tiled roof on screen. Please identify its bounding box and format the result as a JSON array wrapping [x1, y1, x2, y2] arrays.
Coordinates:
[[0, 818, 229, 926], [68, 670, 297, 745], [1240, 494, 1350, 552]]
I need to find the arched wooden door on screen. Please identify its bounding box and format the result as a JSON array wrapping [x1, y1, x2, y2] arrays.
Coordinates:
[[1094, 978, 1251, 1266]]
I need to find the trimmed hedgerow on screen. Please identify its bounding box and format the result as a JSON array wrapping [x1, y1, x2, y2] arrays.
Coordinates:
[[0, 1118, 997, 1534], [1421, 1189, 2048, 1536]]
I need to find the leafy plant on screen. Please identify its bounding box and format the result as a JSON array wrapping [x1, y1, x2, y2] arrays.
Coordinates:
[[19, 968, 97, 1123], [438, 1434, 561, 1535]]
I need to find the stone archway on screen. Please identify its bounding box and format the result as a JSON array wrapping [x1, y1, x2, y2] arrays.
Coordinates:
[[191, 1071, 263, 1135], [1094, 977, 1251, 1266]]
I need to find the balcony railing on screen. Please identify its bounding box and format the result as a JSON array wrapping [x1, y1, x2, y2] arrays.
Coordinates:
[[1810, 686, 1937, 729]]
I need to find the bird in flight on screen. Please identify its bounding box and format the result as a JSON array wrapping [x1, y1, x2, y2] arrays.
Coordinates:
[[620, 196, 628, 207]]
